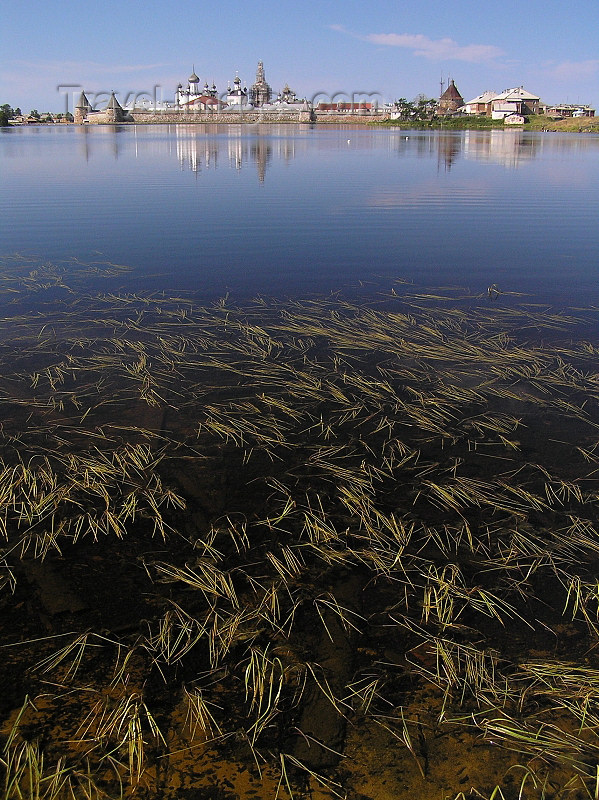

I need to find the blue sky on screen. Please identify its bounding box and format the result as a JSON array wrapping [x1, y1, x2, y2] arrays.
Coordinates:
[[2, 0, 598, 113]]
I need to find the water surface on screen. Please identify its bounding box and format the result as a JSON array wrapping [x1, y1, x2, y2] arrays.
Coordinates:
[[1, 123, 598, 304], [3, 123, 599, 800]]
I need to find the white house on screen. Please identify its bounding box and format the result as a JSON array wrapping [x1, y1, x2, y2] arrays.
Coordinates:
[[491, 87, 540, 119], [460, 87, 541, 118], [504, 113, 525, 125]]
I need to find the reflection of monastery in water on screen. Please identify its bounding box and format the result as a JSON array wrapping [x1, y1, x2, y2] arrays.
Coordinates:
[[386, 129, 545, 171], [174, 125, 544, 179], [174, 125, 297, 182], [72, 123, 301, 174], [462, 129, 541, 168], [176, 134, 220, 173], [73, 121, 579, 181]]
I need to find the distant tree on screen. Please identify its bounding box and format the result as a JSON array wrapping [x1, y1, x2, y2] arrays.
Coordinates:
[[0, 105, 26, 125], [43, 114, 53, 123], [29, 109, 40, 119], [414, 96, 438, 120], [393, 98, 416, 120], [1, 104, 16, 125], [65, 112, 74, 122]]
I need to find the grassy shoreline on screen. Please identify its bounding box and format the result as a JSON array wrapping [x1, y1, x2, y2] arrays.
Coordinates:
[[7, 114, 599, 132], [372, 113, 599, 133]]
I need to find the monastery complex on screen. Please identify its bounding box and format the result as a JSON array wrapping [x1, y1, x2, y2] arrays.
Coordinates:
[[74, 62, 315, 124], [72, 62, 595, 125]]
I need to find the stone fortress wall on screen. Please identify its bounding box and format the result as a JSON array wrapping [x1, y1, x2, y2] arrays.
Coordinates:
[[114, 109, 313, 124], [80, 109, 390, 125]]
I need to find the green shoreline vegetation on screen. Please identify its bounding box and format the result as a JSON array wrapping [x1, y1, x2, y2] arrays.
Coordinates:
[[4, 257, 599, 799], [373, 114, 599, 132]]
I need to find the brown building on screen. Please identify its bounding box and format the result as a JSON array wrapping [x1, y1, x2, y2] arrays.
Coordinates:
[[317, 102, 374, 113], [438, 79, 464, 115], [461, 90, 497, 116], [546, 103, 595, 118]]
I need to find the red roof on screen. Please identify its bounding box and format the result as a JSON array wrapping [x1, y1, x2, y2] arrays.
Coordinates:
[[317, 102, 372, 110], [181, 95, 223, 107]]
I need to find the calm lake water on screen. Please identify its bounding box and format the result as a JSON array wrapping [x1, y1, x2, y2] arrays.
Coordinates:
[[2, 123, 599, 304], [4, 124, 599, 800]]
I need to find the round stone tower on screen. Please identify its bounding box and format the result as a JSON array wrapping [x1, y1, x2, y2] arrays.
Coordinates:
[[74, 90, 92, 123], [104, 91, 125, 123]]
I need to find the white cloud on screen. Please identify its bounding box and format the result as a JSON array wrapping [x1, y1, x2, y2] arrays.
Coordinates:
[[330, 25, 503, 63], [548, 59, 599, 80], [366, 33, 503, 62]]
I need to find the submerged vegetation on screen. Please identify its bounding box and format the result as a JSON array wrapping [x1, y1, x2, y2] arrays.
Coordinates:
[[3, 257, 599, 798]]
